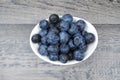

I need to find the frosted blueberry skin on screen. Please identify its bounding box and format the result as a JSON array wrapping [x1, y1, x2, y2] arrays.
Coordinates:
[[49, 54, 59, 61], [73, 50, 84, 61], [39, 30, 48, 37], [59, 31, 70, 44], [60, 21, 69, 31], [49, 27, 59, 34], [47, 31, 59, 45], [68, 22, 79, 35], [39, 20, 49, 30], [61, 14, 73, 23], [38, 44, 48, 56], [60, 44, 70, 54], [47, 45, 59, 53], [41, 36, 47, 45]]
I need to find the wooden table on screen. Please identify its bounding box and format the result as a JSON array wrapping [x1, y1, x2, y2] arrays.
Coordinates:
[[0, 0, 120, 80]]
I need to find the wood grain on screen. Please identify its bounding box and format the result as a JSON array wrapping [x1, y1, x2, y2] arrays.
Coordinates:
[[0, 0, 120, 24], [0, 24, 120, 80]]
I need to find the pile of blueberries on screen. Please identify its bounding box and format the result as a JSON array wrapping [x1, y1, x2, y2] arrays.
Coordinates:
[[31, 14, 95, 63]]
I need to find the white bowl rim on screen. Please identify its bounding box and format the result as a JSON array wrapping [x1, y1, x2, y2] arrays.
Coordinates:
[[30, 16, 98, 65]]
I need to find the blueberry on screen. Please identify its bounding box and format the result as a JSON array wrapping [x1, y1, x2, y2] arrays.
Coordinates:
[[47, 31, 59, 45], [59, 54, 68, 63], [62, 14, 73, 23], [79, 43, 88, 53], [84, 33, 95, 44], [60, 44, 69, 54], [32, 34, 41, 43], [60, 21, 69, 31], [38, 44, 48, 56], [68, 52, 73, 60], [39, 20, 49, 29], [47, 45, 59, 53], [76, 20, 86, 31], [39, 29, 48, 37], [81, 30, 87, 36], [49, 14, 59, 24], [74, 50, 84, 61], [49, 54, 58, 61], [68, 39, 76, 50], [49, 27, 59, 34], [59, 31, 69, 43], [74, 35, 85, 47], [41, 36, 47, 44], [68, 22, 78, 35]]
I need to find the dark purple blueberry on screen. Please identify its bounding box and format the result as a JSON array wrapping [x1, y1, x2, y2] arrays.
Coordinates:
[[32, 34, 41, 43], [49, 14, 59, 24], [84, 33, 95, 44]]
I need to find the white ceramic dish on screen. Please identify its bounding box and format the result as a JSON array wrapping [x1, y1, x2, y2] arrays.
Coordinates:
[[30, 16, 98, 65]]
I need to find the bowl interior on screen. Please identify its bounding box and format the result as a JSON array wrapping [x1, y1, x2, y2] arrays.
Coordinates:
[[30, 17, 98, 65]]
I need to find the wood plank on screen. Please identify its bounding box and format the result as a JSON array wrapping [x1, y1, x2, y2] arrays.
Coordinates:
[[0, 24, 120, 80], [0, 0, 120, 24]]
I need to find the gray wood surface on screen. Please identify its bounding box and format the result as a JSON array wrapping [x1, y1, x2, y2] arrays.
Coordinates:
[[0, 0, 120, 24], [0, 24, 120, 80]]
